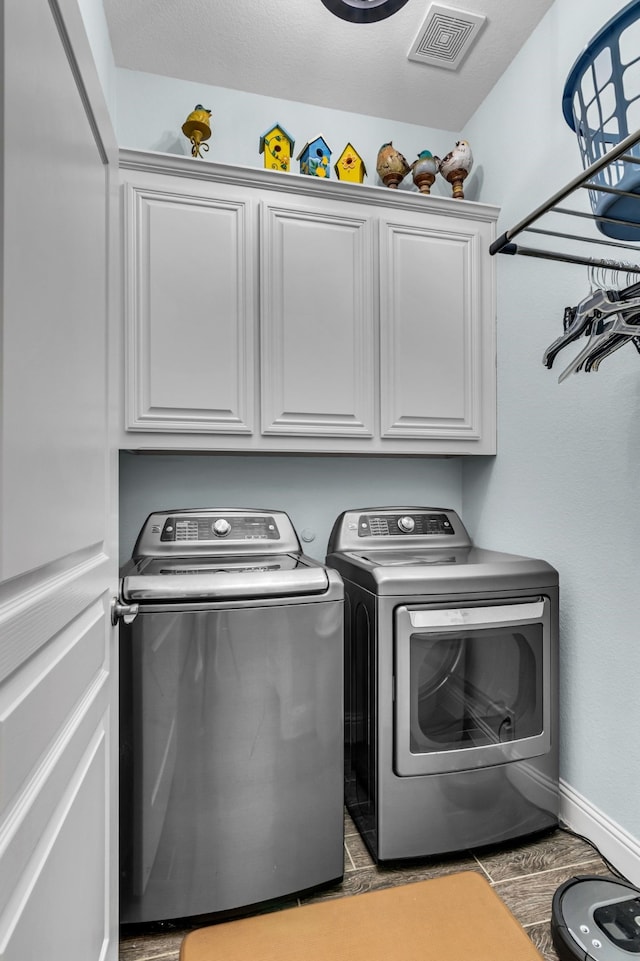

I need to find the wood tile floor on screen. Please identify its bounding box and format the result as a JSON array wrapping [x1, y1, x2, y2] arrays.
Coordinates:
[[119, 815, 615, 961]]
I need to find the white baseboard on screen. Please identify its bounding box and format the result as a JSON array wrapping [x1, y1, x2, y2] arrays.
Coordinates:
[[560, 779, 640, 886]]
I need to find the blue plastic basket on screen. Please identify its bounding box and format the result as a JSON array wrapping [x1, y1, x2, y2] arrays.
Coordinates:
[[562, 0, 640, 240]]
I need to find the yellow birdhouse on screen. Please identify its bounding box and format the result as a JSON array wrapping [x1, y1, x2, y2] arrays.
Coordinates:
[[334, 143, 367, 183], [259, 123, 295, 172]]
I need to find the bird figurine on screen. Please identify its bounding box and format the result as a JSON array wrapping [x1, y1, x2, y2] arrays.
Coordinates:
[[376, 142, 410, 189], [411, 150, 438, 195], [181, 104, 212, 158], [437, 140, 473, 199]]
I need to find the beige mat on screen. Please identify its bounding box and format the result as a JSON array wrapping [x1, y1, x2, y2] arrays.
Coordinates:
[[179, 870, 544, 960]]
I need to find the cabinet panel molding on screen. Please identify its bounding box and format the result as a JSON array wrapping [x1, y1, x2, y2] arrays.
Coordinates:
[[379, 213, 491, 441], [260, 201, 376, 436], [124, 182, 255, 433], [120, 150, 500, 225]]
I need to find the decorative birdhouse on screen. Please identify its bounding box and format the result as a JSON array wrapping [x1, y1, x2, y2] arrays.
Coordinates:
[[296, 136, 332, 178], [334, 143, 367, 183], [259, 123, 295, 172]]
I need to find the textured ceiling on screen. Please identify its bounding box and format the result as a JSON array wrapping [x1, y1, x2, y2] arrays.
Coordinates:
[[102, 0, 555, 130]]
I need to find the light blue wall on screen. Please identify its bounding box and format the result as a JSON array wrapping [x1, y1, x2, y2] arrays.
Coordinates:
[[115, 66, 466, 196], [119, 453, 463, 565], [463, 0, 640, 856]]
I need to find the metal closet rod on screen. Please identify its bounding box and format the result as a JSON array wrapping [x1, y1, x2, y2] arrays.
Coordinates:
[[489, 125, 640, 268]]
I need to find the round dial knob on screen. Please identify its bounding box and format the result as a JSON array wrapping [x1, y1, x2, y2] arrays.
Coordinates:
[[212, 518, 231, 537], [398, 515, 415, 533]]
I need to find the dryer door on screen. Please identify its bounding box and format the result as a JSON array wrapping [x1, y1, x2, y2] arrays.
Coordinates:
[[393, 597, 551, 776]]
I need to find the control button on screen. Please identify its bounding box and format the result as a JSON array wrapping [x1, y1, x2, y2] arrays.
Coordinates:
[[398, 516, 415, 533], [212, 518, 231, 537]]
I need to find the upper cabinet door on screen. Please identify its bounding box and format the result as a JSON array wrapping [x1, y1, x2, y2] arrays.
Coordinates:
[[124, 179, 256, 433], [378, 210, 495, 445], [260, 199, 375, 437]]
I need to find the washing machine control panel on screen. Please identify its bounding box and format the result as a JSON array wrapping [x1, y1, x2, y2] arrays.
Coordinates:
[[131, 509, 303, 557], [160, 514, 280, 542], [358, 512, 455, 536]]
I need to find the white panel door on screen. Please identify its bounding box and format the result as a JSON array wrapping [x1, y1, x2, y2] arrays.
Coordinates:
[[260, 199, 375, 436], [124, 179, 255, 433], [379, 210, 492, 441], [0, 1, 118, 959]]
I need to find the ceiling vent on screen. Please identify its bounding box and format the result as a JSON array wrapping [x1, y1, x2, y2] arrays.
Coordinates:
[[408, 3, 486, 71]]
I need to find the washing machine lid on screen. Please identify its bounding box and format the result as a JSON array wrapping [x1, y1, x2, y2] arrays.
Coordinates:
[[121, 552, 331, 601], [121, 508, 332, 601], [551, 875, 640, 960]]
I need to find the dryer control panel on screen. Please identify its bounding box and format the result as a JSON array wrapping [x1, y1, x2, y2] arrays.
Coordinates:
[[359, 512, 455, 537], [327, 507, 472, 553]]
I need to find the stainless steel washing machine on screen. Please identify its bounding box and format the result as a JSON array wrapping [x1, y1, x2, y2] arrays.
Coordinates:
[[117, 508, 344, 924], [325, 506, 559, 862]]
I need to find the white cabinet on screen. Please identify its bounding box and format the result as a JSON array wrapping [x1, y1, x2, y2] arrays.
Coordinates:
[[379, 209, 487, 443], [260, 198, 375, 437], [123, 178, 256, 433], [120, 151, 498, 454]]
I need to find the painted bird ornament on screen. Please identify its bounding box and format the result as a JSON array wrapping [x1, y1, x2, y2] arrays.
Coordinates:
[[411, 149, 438, 194], [437, 140, 473, 199], [376, 142, 410, 189], [181, 104, 212, 158], [186, 104, 212, 126]]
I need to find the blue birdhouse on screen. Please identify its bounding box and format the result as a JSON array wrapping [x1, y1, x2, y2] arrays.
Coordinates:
[[296, 135, 332, 178]]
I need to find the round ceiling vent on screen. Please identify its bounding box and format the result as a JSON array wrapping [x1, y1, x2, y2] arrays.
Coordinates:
[[320, 0, 411, 23]]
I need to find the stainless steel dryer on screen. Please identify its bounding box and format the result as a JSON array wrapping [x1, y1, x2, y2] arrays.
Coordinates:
[[325, 506, 559, 862], [117, 508, 344, 924]]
